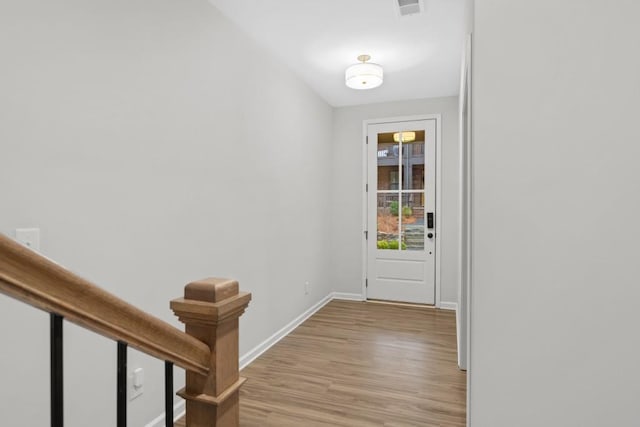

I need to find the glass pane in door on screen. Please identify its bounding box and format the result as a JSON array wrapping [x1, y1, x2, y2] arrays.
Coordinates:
[[400, 130, 425, 190], [377, 132, 399, 190], [400, 193, 425, 251], [377, 193, 399, 250]]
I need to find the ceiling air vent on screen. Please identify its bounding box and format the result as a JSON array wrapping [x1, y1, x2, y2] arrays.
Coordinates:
[[396, 0, 422, 16]]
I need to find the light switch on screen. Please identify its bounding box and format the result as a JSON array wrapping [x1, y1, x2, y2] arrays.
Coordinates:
[[129, 368, 144, 400], [133, 368, 144, 388]]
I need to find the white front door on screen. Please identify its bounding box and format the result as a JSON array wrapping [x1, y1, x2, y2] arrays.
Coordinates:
[[366, 119, 436, 304]]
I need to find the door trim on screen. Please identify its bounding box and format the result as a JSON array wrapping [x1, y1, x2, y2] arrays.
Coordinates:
[[361, 114, 443, 307]]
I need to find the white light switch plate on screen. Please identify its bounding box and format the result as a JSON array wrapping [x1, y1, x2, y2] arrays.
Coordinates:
[[15, 228, 40, 252], [129, 368, 144, 400]]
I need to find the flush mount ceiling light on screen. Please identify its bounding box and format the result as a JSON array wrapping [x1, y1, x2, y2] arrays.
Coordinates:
[[393, 131, 416, 143], [345, 54, 383, 90]]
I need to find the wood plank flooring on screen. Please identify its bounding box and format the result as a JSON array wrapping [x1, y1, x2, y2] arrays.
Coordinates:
[[176, 300, 466, 426]]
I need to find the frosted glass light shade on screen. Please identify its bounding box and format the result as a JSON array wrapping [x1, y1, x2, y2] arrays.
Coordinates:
[[345, 62, 384, 90]]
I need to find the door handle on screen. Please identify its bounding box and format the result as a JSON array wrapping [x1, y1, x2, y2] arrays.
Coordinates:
[[427, 212, 434, 229], [427, 232, 434, 239]]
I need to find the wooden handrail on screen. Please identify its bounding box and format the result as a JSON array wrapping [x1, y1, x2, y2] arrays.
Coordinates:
[[0, 233, 210, 375]]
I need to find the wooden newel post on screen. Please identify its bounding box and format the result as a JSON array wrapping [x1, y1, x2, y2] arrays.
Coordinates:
[[170, 278, 251, 427]]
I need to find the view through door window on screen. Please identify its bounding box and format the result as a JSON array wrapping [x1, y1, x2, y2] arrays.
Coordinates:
[[376, 130, 426, 251]]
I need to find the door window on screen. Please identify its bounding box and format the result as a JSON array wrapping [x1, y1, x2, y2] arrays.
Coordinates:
[[376, 130, 425, 251]]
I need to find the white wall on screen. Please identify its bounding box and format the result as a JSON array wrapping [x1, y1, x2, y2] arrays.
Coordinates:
[[0, 1, 333, 426], [330, 97, 460, 304], [471, 1, 640, 425]]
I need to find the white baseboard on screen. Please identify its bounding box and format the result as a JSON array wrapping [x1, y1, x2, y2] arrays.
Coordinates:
[[439, 301, 458, 311], [239, 293, 333, 370], [332, 292, 365, 301], [145, 400, 185, 427]]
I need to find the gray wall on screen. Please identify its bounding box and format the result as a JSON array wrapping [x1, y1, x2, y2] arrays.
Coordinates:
[[0, 1, 333, 426], [471, 0, 640, 425], [330, 97, 460, 304]]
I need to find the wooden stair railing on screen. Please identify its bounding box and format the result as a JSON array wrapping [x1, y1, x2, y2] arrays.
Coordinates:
[[0, 233, 251, 427]]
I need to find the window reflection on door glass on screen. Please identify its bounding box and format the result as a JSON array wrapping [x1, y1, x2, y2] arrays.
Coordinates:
[[400, 193, 425, 251], [377, 132, 399, 191], [376, 193, 400, 250], [400, 130, 425, 190]]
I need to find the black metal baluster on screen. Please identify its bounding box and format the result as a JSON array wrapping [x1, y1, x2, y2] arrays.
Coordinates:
[[50, 314, 64, 427], [117, 342, 127, 427], [165, 361, 174, 427]]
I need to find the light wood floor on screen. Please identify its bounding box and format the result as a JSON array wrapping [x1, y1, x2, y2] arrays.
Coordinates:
[[176, 300, 466, 426]]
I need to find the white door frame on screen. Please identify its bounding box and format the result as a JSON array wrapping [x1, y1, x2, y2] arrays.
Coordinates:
[[361, 114, 443, 307]]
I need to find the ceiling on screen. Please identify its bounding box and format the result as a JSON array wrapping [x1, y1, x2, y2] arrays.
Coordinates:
[[208, 0, 466, 107]]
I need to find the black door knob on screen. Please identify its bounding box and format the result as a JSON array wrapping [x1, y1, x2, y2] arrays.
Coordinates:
[[427, 232, 434, 239]]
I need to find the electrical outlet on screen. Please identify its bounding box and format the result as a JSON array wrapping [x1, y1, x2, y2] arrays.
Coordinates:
[[304, 281, 310, 295], [129, 368, 144, 401], [15, 228, 40, 252]]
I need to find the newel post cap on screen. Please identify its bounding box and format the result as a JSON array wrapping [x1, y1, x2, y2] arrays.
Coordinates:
[[171, 278, 251, 325], [184, 278, 239, 302]]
